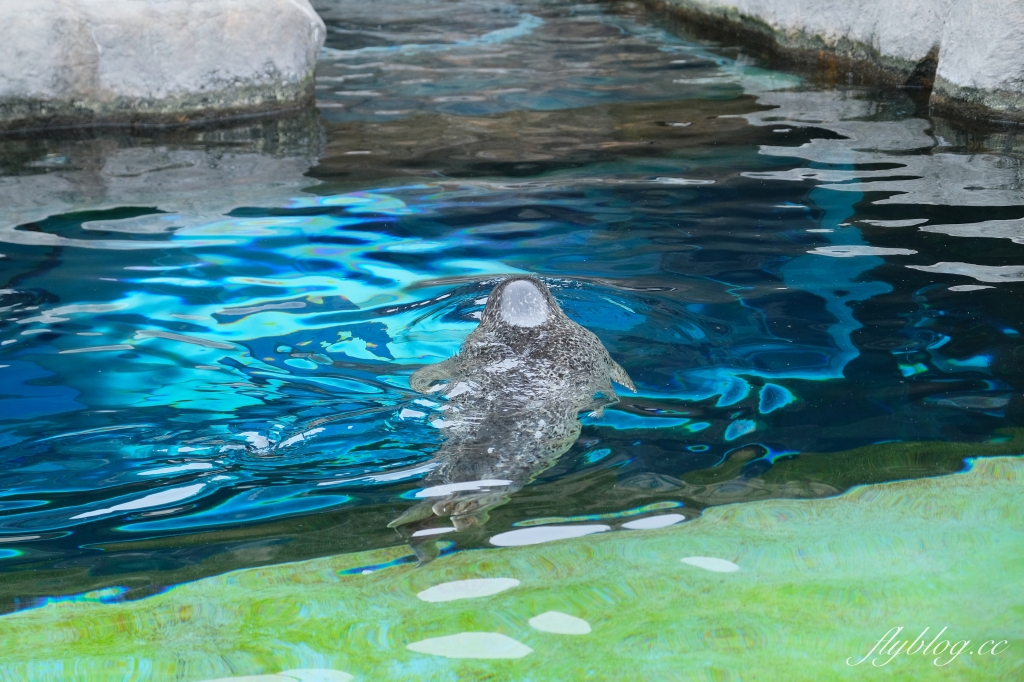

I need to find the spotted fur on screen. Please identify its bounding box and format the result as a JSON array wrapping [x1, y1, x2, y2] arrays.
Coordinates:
[[395, 276, 635, 544]]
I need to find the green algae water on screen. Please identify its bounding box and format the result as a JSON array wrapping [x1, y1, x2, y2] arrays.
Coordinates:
[[1, 0, 1023, 678], [3, 456, 1022, 680]]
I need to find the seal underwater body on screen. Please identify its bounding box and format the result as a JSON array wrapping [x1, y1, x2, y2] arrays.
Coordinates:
[[394, 276, 635, 557]]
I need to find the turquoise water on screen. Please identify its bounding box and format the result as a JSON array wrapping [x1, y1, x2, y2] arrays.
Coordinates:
[[1, 0, 1024, 608]]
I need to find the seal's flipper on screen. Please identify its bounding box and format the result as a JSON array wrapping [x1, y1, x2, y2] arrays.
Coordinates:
[[609, 360, 636, 392], [387, 501, 436, 529], [411, 537, 442, 565], [410, 356, 459, 393], [585, 388, 618, 417]]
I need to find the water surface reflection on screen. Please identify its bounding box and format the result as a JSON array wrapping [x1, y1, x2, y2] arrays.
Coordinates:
[[0, 0, 1023, 609]]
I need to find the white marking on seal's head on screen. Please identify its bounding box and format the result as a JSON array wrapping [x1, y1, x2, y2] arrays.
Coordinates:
[[498, 279, 549, 327]]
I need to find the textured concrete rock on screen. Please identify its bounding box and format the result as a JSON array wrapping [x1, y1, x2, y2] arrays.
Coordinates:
[[932, 0, 1024, 123], [0, 0, 326, 130], [647, 0, 949, 85], [646, 0, 1024, 123]]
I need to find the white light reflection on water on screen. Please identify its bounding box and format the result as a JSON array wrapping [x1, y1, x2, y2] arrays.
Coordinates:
[[0, 0, 1021, 583]]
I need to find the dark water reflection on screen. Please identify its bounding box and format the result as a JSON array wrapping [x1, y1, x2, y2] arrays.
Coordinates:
[[1, 0, 1024, 607]]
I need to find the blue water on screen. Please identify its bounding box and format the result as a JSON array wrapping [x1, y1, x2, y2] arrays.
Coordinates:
[[1, 0, 1023, 599]]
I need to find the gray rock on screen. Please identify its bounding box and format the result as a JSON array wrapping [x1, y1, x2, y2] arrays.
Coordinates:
[[648, 0, 950, 84], [646, 0, 1024, 123], [932, 0, 1024, 123], [0, 0, 326, 130]]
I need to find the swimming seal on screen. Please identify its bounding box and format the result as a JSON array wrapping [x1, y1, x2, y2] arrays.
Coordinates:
[[393, 276, 635, 559]]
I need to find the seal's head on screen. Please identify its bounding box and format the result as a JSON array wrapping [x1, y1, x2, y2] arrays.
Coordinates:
[[479, 276, 563, 329]]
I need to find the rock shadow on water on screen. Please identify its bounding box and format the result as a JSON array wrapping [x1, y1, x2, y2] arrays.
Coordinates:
[[389, 276, 635, 561]]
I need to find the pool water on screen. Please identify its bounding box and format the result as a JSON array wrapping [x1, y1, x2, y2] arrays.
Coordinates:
[[0, 0, 1022, 671]]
